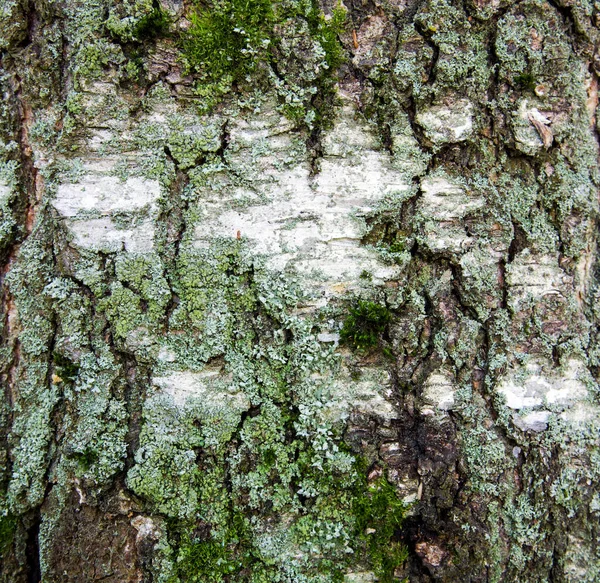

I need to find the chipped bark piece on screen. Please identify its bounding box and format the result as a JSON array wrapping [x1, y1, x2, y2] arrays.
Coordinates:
[[416, 99, 474, 144], [415, 539, 448, 568], [528, 112, 553, 148]]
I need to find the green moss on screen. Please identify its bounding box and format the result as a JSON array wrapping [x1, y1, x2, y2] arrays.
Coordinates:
[[340, 301, 391, 351], [353, 474, 407, 583], [134, 5, 171, 41], [182, 0, 346, 117], [513, 73, 537, 92], [388, 241, 405, 254], [302, 1, 346, 72], [176, 511, 251, 582], [0, 514, 16, 556], [183, 0, 275, 108], [76, 448, 99, 472], [177, 537, 238, 582]]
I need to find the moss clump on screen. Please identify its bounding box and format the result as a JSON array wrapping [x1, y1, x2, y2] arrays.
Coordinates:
[[176, 512, 251, 582], [183, 0, 275, 105], [182, 0, 346, 115], [76, 448, 99, 472], [513, 73, 537, 92], [340, 301, 391, 351], [134, 5, 171, 41], [353, 475, 407, 582], [388, 241, 405, 254], [302, 1, 346, 72], [52, 352, 80, 382], [0, 514, 16, 556], [178, 537, 239, 581], [183, 0, 346, 79]]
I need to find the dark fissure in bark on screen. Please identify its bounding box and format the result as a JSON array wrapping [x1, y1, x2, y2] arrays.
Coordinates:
[[25, 512, 41, 583]]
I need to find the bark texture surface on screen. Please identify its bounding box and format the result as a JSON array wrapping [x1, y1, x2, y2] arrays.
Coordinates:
[[1, 0, 600, 581]]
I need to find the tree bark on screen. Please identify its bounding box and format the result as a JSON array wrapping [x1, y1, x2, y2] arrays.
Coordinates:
[[1, 0, 600, 581]]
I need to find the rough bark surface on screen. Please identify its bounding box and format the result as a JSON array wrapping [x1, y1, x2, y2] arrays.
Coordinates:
[[1, 0, 600, 582]]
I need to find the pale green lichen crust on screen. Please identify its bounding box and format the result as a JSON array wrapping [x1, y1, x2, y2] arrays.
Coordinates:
[[1, 0, 600, 582]]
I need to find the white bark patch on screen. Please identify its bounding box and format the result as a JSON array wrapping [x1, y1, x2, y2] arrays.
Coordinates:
[[153, 370, 250, 412], [53, 174, 161, 252], [496, 359, 591, 432], [417, 176, 484, 254], [422, 370, 455, 412], [347, 382, 397, 419], [498, 359, 588, 410], [54, 175, 158, 215], [323, 365, 398, 421], [0, 183, 11, 203], [317, 332, 340, 345], [344, 573, 378, 583], [506, 251, 571, 310], [321, 104, 379, 156], [512, 410, 550, 433], [192, 99, 411, 292], [416, 100, 474, 144], [130, 516, 160, 544]]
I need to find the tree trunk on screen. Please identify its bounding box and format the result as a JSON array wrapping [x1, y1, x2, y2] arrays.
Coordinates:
[[1, 0, 600, 581]]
